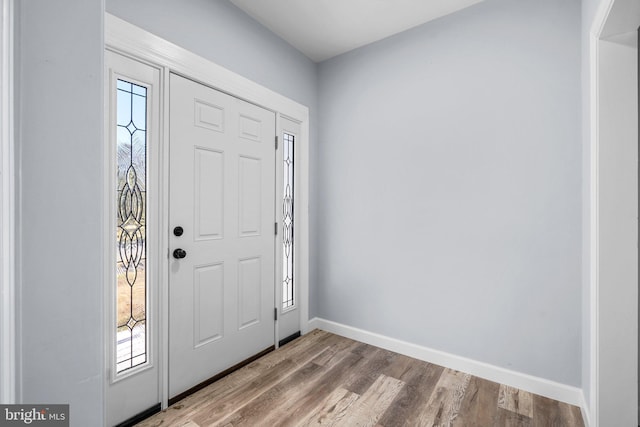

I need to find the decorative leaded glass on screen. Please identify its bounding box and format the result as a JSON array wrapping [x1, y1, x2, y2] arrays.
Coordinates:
[[116, 79, 148, 373], [282, 133, 295, 309]]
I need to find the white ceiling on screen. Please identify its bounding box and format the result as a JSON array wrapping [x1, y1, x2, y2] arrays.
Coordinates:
[[229, 0, 484, 62]]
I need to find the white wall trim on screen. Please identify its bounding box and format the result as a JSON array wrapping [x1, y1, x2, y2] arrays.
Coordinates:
[[587, 4, 612, 425], [105, 13, 311, 409], [580, 391, 592, 427], [105, 15, 309, 122], [588, 23, 602, 427], [309, 318, 585, 407], [0, 0, 15, 405], [588, 1, 640, 426]]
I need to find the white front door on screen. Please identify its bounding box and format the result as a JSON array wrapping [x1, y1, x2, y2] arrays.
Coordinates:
[[168, 74, 276, 399]]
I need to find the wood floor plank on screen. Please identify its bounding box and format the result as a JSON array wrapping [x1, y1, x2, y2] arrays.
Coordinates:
[[162, 332, 328, 418], [412, 368, 471, 426], [561, 403, 585, 427], [451, 376, 500, 427], [311, 335, 360, 368], [533, 394, 562, 427], [152, 342, 336, 426], [532, 394, 584, 427], [188, 358, 304, 425], [277, 345, 398, 426], [293, 387, 360, 426], [376, 358, 444, 427], [351, 342, 379, 358], [210, 348, 364, 426], [344, 348, 397, 395], [136, 357, 299, 427], [208, 361, 327, 426], [262, 329, 339, 367], [498, 384, 534, 418], [334, 374, 405, 427], [494, 407, 533, 427], [380, 353, 418, 381], [139, 331, 340, 427], [136, 331, 585, 427]]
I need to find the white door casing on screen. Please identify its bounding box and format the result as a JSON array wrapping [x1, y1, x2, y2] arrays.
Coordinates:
[[0, 0, 15, 405], [168, 73, 276, 398]]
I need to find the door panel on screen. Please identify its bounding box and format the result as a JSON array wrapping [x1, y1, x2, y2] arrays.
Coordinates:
[[194, 148, 224, 239], [169, 74, 276, 398], [194, 262, 224, 346]]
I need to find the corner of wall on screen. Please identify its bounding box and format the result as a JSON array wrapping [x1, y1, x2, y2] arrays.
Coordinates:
[[308, 318, 585, 407]]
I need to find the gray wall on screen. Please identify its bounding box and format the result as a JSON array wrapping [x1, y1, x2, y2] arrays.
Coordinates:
[[17, 0, 105, 425], [106, 0, 321, 317], [15, 0, 590, 423], [106, 0, 316, 113], [316, 0, 582, 385]]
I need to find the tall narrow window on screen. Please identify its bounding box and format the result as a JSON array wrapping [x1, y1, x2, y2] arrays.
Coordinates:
[[282, 133, 295, 309], [116, 79, 148, 373]]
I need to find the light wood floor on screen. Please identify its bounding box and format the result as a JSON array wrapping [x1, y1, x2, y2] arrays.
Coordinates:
[[137, 330, 584, 427]]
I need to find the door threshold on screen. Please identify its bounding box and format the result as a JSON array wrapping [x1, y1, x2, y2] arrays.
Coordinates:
[[278, 331, 301, 347], [115, 403, 161, 427], [168, 345, 275, 406]]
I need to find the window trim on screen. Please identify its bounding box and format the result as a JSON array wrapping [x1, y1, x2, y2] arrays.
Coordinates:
[[105, 55, 162, 385]]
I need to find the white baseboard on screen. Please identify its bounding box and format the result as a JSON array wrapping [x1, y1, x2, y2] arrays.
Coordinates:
[[308, 317, 584, 408], [580, 392, 591, 427]]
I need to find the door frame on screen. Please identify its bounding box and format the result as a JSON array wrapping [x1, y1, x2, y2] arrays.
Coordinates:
[[588, 0, 640, 425], [104, 13, 310, 410], [0, 0, 15, 405]]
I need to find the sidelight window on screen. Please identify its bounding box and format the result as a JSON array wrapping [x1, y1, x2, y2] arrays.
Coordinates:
[[282, 132, 295, 309], [115, 79, 148, 373]]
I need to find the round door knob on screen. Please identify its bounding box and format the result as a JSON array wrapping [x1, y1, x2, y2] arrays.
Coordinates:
[[173, 248, 187, 259], [173, 226, 184, 237]]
